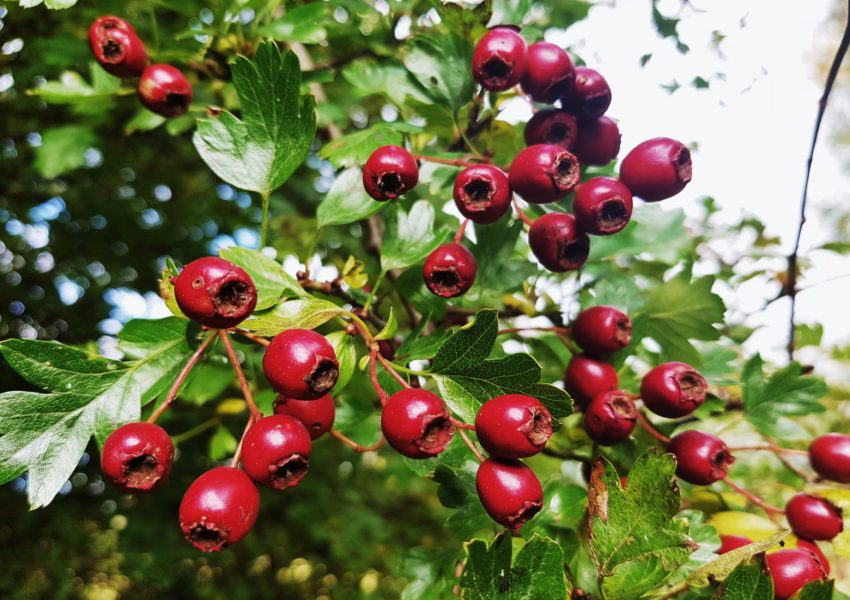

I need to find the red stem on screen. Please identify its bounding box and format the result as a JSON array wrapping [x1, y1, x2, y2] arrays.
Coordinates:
[[369, 349, 389, 405], [451, 417, 475, 431], [413, 154, 478, 168], [230, 417, 253, 468], [331, 429, 385, 453], [219, 330, 262, 418], [512, 199, 534, 226], [636, 410, 671, 444], [728, 445, 809, 456], [231, 328, 270, 347], [377, 353, 412, 389], [454, 218, 470, 244], [722, 476, 785, 515], [457, 427, 485, 462], [147, 333, 217, 423], [498, 326, 570, 335]]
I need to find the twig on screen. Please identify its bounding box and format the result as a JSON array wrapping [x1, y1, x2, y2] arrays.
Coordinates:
[[451, 417, 476, 431], [512, 199, 534, 226], [722, 476, 785, 515], [331, 429, 385, 452], [635, 410, 671, 444], [369, 349, 389, 405], [413, 154, 478, 168], [457, 427, 486, 462], [498, 326, 570, 335], [377, 353, 411, 388], [230, 417, 253, 468], [147, 333, 216, 423], [454, 218, 471, 244], [218, 330, 262, 418], [232, 328, 270, 346]]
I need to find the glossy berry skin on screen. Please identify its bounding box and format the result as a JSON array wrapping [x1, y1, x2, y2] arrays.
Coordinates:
[[620, 137, 692, 202], [88, 16, 148, 78], [263, 329, 339, 400], [797, 540, 830, 576], [241, 415, 313, 489], [718, 534, 751, 554], [453, 164, 512, 224], [524, 109, 578, 150], [476, 458, 543, 529], [766, 549, 827, 600], [173, 257, 258, 329], [562, 67, 612, 120], [785, 493, 843, 541], [423, 243, 477, 298], [563, 354, 618, 410], [509, 144, 580, 204], [641, 362, 707, 418], [362, 145, 419, 201], [273, 394, 335, 440], [584, 390, 637, 446], [809, 433, 850, 483], [572, 116, 621, 166], [475, 394, 552, 459], [573, 177, 633, 236], [667, 430, 735, 485], [572, 305, 632, 356], [521, 42, 575, 104], [528, 212, 590, 273], [471, 27, 527, 92], [381, 389, 454, 459], [138, 64, 192, 118], [101, 422, 174, 493]]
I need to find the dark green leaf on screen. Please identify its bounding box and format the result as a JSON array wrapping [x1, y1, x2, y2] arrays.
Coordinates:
[[34, 125, 99, 179], [260, 3, 328, 43], [219, 246, 305, 309], [242, 298, 344, 335], [381, 201, 451, 271], [790, 579, 834, 600], [459, 532, 512, 599], [317, 167, 386, 227], [403, 33, 474, 110], [711, 556, 773, 600]]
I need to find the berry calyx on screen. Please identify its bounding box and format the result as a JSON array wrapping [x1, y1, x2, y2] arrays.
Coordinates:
[[475, 394, 552, 459], [241, 415, 313, 489], [785, 493, 843, 541], [620, 137, 692, 201], [667, 430, 735, 485], [423, 243, 477, 298], [88, 16, 148, 78], [101, 422, 174, 493], [809, 433, 850, 483], [718, 534, 752, 554], [563, 354, 618, 409], [137, 64, 193, 118], [584, 390, 637, 446], [362, 145, 419, 201], [562, 67, 612, 120], [765, 548, 827, 600], [173, 256, 258, 329], [471, 27, 528, 92], [571, 116, 621, 166], [263, 329, 339, 400], [523, 109, 578, 149], [573, 177, 634, 236], [476, 458, 543, 529], [453, 164, 512, 224], [178, 466, 260, 552], [509, 144, 580, 204], [528, 212, 590, 273], [273, 394, 336, 440], [640, 362, 707, 418], [572, 305, 632, 356], [521, 42, 575, 104], [381, 389, 454, 459]]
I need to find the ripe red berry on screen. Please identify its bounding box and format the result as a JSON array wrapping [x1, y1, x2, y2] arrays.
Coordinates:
[[620, 137, 692, 202], [766, 548, 827, 600], [524, 109, 578, 150], [381, 389, 454, 459], [797, 540, 831, 575], [476, 458, 543, 529], [362, 145, 419, 201], [571, 116, 621, 166], [88, 16, 148, 78], [640, 362, 707, 418], [173, 256, 258, 329], [521, 42, 575, 104], [563, 354, 618, 409], [809, 433, 850, 483], [101, 422, 174, 493], [178, 466, 260, 552], [718, 534, 751, 554], [273, 394, 335, 440], [562, 67, 612, 120], [785, 493, 843, 541], [453, 164, 512, 224], [667, 430, 735, 485], [573, 177, 633, 236], [241, 415, 313, 489], [137, 64, 193, 118], [509, 144, 580, 204], [475, 394, 552, 459], [572, 305, 632, 356], [528, 212, 590, 273], [263, 329, 339, 400], [423, 243, 477, 298], [471, 27, 528, 92], [584, 390, 637, 446]]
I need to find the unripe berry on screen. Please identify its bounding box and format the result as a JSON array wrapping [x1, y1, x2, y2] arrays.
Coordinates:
[[572, 305, 632, 356], [572, 116, 621, 166], [667, 430, 734, 485], [528, 212, 590, 273], [562, 67, 612, 120], [620, 137, 692, 202], [563, 354, 618, 409], [273, 394, 335, 440], [381, 389, 454, 459], [453, 164, 512, 224], [766, 549, 827, 600], [241, 415, 313, 489], [178, 466, 260, 552], [263, 329, 339, 400], [88, 16, 148, 78], [509, 144, 580, 204], [718, 534, 751, 554], [173, 256, 258, 329], [476, 458, 543, 529], [809, 433, 850, 483], [640, 362, 707, 418], [785, 493, 843, 541], [423, 243, 477, 298], [573, 177, 633, 236], [101, 422, 174, 493], [523, 109, 578, 150], [137, 64, 193, 118], [584, 390, 637, 446], [362, 145, 419, 201], [471, 27, 528, 92], [521, 42, 575, 104], [475, 394, 552, 459]]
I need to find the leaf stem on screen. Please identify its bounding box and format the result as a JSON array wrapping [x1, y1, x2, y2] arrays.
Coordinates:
[[230, 417, 253, 468], [635, 410, 671, 444], [259, 189, 271, 249], [454, 218, 470, 244], [457, 427, 485, 462], [231, 328, 270, 346], [497, 326, 571, 336], [369, 349, 389, 406], [412, 154, 479, 168], [218, 330, 262, 418], [453, 110, 487, 159], [450, 417, 475, 431], [512, 199, 534, 227], [377, 353, 411, 388], [147, 333, 217, 423], [722, 476, 785, 516], [330, 429, 385, 453]]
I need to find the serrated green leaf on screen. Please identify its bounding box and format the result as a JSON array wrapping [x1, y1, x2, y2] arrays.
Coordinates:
[[317, 167, 386, 227], [219, 246, 305, 309], [711, 555, 773, 600], [243, 297, 343, 335], [511, 536, 567, 599], [460, 532, 512, 599], [473, 219, 536, 293], [795, 323, 823, 349], [342, 59, 432, 106], [381, 201, 450, 271], [403, 33, 474, 110], [319, 123, 423, 168], [790, 579, 834, 600]]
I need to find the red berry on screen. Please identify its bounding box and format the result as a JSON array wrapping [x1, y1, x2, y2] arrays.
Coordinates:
[[528, 212, 590, 273], [521, 42, 575, 104], [475, 394, 552, 459], [471, 27, 527, 92], [476, 458, 543, 529], [797, 540, 831, 575], [362, 145, 419, 201], [88, 16, 148, 78], [620, 137, 692, 202], [785, 493, 843, 541], [809, 433, 850, 483], [273, 394, 335, 440], [572, 116, 621, 166], [524, 109, 578, 150], [562, 67, 612, 120], [179, 466, 259, 552], [667, 430, 735, 485], [563, 354, 618, 409], [453, 164, 512, 224], [173, 256, 258, 329], [573, 177, 633, 236], [718, 534, 751, 554], [640, 362, 707, 418], [509, 144, 580, 204], [766, 548, 827, 600], [423, 243, 477, 298], [101, 422, 174, 493], [584, 390, 637, 446], [241, 415, 313, 489], [381, 389, 454, 459], [263, 329, 339, 400], [137, 64, 192, 118], [572, 305, 632, 355]]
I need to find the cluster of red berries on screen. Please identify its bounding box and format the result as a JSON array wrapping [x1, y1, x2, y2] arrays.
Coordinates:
[[88, 16, 192, 118]]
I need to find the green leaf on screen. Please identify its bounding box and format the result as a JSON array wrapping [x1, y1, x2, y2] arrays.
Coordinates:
[[794, 323, 823, 349], [473, 219, 537, 292], [790, 579, 834, 600], [219, 246, 305, 309], [711, 556, 773, 600], [381, 201, 450, 271], [319, 122, 423, 168], [459, 532, 512, 599], [328, 330, 357, 393], [28, 63, 121, 110], [317, 167, 386, 227], [243, 298, 344, 336], [403, 33, 474, 111], [374, 307, 398, 341], [208, 425, 238, 461], [342, 60, 432, 106], [33, 125, 99, 179], [260, 3, 328, 43], [489, 0, 532, 25], [193, 42, 317, 194], [510, 536, 568, 598]]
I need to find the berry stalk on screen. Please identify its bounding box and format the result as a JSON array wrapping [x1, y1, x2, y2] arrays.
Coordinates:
[[147, 332, 217, 423]]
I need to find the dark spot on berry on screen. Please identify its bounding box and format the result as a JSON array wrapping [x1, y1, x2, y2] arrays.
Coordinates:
[[610, 394, 637, 420], [123, 454, 161, 489], [306, 359, 339, 395], [507, 499, 542, 529], [546, 122, 572, 145], [615, 317, 632, 346], [187, 523, 228, 552], [675, 147, 692, 184], [102, 39, 123, 60], [377, 172, 403, 196], [597, 199, 628, 231], [430, 267, 462, 297], [556, 236, 589, 270], [192, 277, 204, 289], [482, 57, 511, 86], [552, 154, 579, 190], [213, 280, 252, 317], [268, 454, 309, 489], [416, 415, 453, 454], [165, 92, 189, 111], [520, 408, 552, 446], [463, 179, 494, 210], [676, 370, 707, 402]]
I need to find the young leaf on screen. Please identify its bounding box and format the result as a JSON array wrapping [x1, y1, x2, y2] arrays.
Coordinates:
[[403, 33, 474, 110], [374, 307, 398, 341], [242, 297, 343, 336], [317, 167, 386, 227], [219, 246, 305, 309], [381, 201, 451, 271], [34, 125, 99, 179]]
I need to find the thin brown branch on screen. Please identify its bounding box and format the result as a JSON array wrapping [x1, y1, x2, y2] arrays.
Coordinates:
[[147, 333, 216, 423], [331, 429, 385, 452], [219, 330, 262, 418]]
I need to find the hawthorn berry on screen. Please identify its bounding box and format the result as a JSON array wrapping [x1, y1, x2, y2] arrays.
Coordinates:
[[101, 422, 174, 493], [241, 414, 313, 489], [640, 362, 707, 418], [88, 16, 148, 78], [797, 540, 831, 575], [718, 534, 752, 554], [562, 67, 612, 120], [476, 458, 543, 529], [766, 548, 827, 600], [137, 64, 193, 118], [667, 430, 735, 485], [179, 466, 260, 552], [362, 145, 419, 201], [523, 109, 578, 149], [809, 433, 850, 483], [572, 305, 632, 356], [173, 256, 258, 329], [528, 212, 590, 273], [620, 137, 692, 201], [263, 329, 339, 400], [785, 493, 843, 541], [471, 27, 528, 92], [563, 354, 618, 409], [274, 394, 335, 440], [509, 144, 580, 204], [571, 116, 621, 166], [521, 42, 575, 104], [423, 243, 477, 298], [381, 389, 454, 459], [453, 164, 512, 224], [584, 390, 637, 446], [573, 177, 633, 236], [475, 394, 552, 459]]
